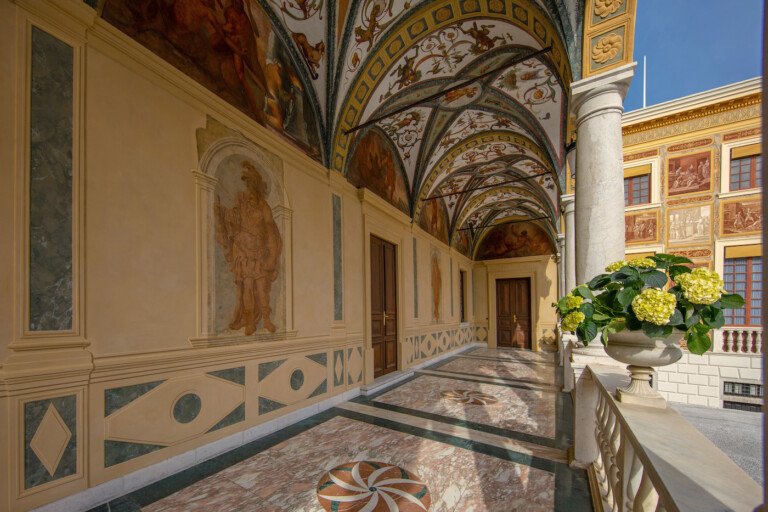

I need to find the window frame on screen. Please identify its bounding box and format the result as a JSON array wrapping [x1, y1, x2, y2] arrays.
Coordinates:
[[722, 255, 762, 327], [623, 157, 661, 213], [625, 173, 651, 206], [720, 136, 762, 196]]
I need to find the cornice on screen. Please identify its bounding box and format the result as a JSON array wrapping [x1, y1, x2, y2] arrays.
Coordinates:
[[622, 93, 761, 137]]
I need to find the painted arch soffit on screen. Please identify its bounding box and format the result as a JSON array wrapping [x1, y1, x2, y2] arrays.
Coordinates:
[[331, 0, 573, 176], [456, 185, 552, 230]]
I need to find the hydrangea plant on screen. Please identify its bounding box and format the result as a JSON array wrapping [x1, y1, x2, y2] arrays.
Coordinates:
[[554, 254, 745, 355]]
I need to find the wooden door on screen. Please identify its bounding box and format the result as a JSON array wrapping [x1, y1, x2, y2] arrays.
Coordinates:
[[371, 236, 398, 377], [496, 278, 531, 349]]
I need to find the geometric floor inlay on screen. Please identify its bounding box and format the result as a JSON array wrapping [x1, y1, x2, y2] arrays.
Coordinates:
[[440, 390, 499, 405], [317, 461, 431, 511]]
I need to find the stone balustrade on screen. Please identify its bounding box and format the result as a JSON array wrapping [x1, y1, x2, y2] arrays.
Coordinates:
[[575, 365, 762, 511], [718, 327, 763, 354]]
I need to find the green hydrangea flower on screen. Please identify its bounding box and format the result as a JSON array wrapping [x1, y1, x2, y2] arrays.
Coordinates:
[[565, 293, 583, 309], [675, 268, 724, 305], [562, 311, 585, 332], [627, 257, 655, 268], [631, 288, 676, 325], [605, 260, 627, 273]]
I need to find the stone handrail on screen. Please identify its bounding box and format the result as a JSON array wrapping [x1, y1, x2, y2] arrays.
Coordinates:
[[719, 327, 763, 353], [584, 365, 762, 512]]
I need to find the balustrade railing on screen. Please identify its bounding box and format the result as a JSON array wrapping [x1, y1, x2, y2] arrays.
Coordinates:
[[720, 328, 762, 353], [581, 365, 762, 512]]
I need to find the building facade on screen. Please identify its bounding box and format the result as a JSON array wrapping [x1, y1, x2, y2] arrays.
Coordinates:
[[619, 79, 763, 410]]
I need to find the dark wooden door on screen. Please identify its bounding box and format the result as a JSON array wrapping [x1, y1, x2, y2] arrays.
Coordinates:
[[496, 278, 531, 349], [371, 236, 398, 378]]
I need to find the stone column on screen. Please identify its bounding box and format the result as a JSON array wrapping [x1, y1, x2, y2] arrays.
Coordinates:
[[556, 234, 565, 298], [570, 63, 635, 284], [561, 194, 576, 292]]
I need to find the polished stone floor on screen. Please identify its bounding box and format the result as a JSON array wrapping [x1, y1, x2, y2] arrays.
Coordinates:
[[90, 347, 591, 512]]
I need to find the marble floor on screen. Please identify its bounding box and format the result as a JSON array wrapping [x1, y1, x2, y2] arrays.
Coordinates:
[[90, 347, 591, 512]]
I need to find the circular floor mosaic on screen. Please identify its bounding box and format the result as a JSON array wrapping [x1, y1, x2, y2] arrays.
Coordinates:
[[441, 389, 499, 405], [317, 460, 431, 511]]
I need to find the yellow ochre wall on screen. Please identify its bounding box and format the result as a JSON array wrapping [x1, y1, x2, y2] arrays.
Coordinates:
[[0, 3, 513, 511]]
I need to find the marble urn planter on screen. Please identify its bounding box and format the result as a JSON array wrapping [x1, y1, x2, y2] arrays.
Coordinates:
[[605, 330, 684, 408]]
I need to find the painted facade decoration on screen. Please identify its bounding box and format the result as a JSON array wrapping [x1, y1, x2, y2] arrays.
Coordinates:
[[477, 221, 553, 260], [215, 161, 283, 334], [101, 0, 322, 160], [347, 130, 410, 215], [431, 246, 442, 324], [419, 198, 449, 245], [666, 150, 712, 196], [667, 205, 711, 247], [722, 198, 762, 236], [625, 211, 658, 245]]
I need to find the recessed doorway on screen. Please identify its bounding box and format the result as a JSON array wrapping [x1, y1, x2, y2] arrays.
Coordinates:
[[496, 277, 531, 349]]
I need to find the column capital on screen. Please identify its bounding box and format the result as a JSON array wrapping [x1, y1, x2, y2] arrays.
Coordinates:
[[570, 63, 636, 127], [560, 193, 575, 211]]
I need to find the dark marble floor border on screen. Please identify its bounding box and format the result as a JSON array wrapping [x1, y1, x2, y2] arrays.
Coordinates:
[[422, 367, 558, 390]]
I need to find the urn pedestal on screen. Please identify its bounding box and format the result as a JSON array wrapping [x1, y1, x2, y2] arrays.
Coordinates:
[[605, 330, 684, 408]]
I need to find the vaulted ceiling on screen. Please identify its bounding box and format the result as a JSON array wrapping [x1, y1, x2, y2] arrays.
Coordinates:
[[98, 0, 584, 259]]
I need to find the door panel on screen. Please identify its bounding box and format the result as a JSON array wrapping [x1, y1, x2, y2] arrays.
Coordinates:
[[371, 236, 398, 378], [496, 278, 531, 349]]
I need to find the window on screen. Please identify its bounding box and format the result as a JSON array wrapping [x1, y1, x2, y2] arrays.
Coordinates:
[[729, 154, 762, 191], [624, 174, 650, 206], [723, 401, 762, 413], [723, 256, 762, 326], [723, 381, 763, 398], [459, 270, 466, 323]]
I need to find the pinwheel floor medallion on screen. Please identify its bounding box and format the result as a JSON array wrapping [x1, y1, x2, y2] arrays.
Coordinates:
[[317, 460, 431, 511], [441, 389, 499, 405]]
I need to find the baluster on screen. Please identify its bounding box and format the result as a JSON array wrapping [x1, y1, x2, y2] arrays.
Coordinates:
[[608, 413, 622, 504], [731, 330, 740, 352], [634, 469, 660, 511], [740, 330, 749, 352], [594, 394, 612, 507], [722, 330, 731, 352], [599, 409, 617, 508], [750, 331, 758, 353], [758, 331, 763, 353], [620, 439, 641, 512]]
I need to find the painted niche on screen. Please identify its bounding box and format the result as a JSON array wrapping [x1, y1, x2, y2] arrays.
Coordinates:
[[101, 0, 321, 160], [193, 120, 292, 346], [430, 246, 442, 324], [476, 221, 553, 260], [347, 129, 410, 215]]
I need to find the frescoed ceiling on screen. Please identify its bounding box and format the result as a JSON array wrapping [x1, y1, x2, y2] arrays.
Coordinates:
[[93, 0, 582, 259]]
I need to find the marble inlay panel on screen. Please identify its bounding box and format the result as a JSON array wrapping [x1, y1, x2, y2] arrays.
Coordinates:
[[29, 27, 74, 331], [437, 357, 556, 386], [373, 375, 557, 438], [25, 395, 77, 489], [199, 416, 555, 512], [332, 194, 342, 321], [413, 238, 418, 318]]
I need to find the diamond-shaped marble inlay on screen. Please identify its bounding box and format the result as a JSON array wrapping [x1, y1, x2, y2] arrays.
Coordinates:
[[30, 403, 72, 476], [334, 355, 343, 383]]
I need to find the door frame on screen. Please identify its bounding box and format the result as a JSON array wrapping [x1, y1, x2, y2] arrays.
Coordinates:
[[485, 258, 541, 351], [360, 190, 410, 384]]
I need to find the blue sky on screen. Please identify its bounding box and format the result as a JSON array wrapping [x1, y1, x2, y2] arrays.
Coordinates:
[[622, 0, 764, 112]]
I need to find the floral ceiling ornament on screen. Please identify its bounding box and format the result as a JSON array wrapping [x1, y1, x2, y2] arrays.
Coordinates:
[[594, 0, 625, 18], [592, 33, 623, 64]]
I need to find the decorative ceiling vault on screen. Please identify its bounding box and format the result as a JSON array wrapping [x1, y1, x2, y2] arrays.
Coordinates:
[[95, 0, 585, 259]]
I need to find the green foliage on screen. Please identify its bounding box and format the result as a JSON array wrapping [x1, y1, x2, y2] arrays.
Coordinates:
[[554, 253, 744, 355]]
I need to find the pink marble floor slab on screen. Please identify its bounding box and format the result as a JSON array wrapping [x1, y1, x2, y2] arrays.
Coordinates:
[[373, 375, 557, 438], [142, 415, 555, 512], [467, 348, 556, 364], [437, 357, 555, 385]]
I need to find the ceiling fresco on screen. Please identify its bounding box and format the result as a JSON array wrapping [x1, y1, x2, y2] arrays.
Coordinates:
[[93, 0, 581, 260]]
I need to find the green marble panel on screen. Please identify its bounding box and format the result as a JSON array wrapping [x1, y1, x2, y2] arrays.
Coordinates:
[[105, 440, 164, 468], [258, 397, 286, 415], [208, 366, 245, 385], [25, 395, 77, 489], [208, 403, 245, 433], [259, 359, 285, 381], [450, 259, 454, 316], [105, 380, 164, 417], [309, 379, 327, 398], [306, 353, 327, 366], [173, 394, 201, 424], [28, 27, 74, 331], [332, 194, 343, 321], [290, 369, 304, 390]]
